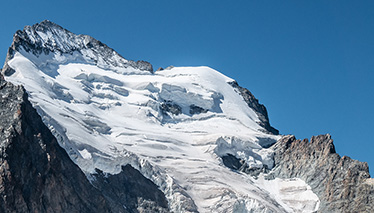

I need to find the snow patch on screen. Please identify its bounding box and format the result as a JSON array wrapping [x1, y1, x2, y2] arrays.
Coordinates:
[[78, 149, 92, 160], [256, 175, 320, 213]]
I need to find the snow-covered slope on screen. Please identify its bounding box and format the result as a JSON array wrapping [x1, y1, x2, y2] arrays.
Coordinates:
[[2, 21, 320, 212]]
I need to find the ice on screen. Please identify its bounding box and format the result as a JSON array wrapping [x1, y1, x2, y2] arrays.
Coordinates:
[[78, 149, 92, 160], [256, 175, 320, 213]]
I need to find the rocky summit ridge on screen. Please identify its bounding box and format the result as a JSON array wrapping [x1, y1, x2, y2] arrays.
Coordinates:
[[2, 20, 153, 77], [0, 20, 373, 213]]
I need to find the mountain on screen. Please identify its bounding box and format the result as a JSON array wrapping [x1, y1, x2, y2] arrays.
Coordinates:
[[1, 20, 373, 212]]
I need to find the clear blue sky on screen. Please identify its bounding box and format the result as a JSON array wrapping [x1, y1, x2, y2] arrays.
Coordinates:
[[1, 1, 373, 175]]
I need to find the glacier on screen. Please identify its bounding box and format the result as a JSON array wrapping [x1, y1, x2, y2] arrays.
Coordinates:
[[2, 20, 321, 212]]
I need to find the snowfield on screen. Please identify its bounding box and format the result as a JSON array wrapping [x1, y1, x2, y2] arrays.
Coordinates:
[[4, 22, 320, 212]]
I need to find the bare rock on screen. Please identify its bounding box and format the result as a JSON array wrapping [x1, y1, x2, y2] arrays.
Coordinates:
[[268, 134, 374, 212]]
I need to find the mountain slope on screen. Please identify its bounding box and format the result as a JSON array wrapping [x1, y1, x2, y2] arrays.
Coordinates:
[[2, 20, 289, 212], [0, 74, 111, 212], [1, 20, 372, 212]]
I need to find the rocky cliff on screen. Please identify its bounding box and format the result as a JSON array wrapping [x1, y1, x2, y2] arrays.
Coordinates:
[[268, 135, 374, 212]]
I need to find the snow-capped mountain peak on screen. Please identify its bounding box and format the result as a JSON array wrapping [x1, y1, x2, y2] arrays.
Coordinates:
[[2, 21, 327, 213]]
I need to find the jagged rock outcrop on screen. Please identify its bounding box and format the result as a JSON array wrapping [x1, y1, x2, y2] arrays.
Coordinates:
[[228, 81, 279, 135], [2, 20, 153, 75], [0, 75, 112, 212], [268, 134, 374, 212]]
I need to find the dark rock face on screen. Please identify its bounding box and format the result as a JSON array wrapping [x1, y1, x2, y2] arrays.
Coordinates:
[[130, 60, 154, 73], [91, 165, 169, 213], [268, 134, 374, 213], [228, 81, 279, 135], [2, 20, 153, 75], [0, 76, 112, 213], [160, 101, 182, 115], [189, 104, 208, 115], [222, 154, 243, 170]]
